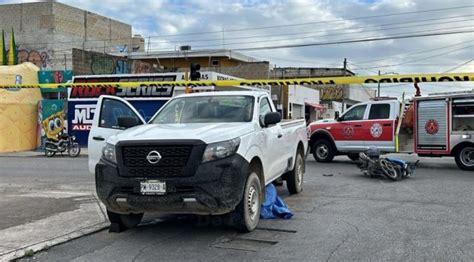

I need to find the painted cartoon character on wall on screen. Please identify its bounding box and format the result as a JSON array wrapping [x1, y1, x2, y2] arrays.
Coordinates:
[[42, 111, 66, 141]]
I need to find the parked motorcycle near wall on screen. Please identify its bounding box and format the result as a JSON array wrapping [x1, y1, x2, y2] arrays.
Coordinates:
[[45, 133, 81, 157], [357, 147, 418, 181]]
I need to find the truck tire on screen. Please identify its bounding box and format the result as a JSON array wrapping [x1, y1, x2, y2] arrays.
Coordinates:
[[107, 210, 143, 230], [455, 146, 474, 171], [312, 139, 335, 163], [347, 153, 360, 161], [287, 150, 304, 194], [232, 172, 262, 232]]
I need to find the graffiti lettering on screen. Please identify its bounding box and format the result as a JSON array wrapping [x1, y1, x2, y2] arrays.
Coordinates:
[[91, 56, 129, 75], [133, 60, 153, 74], [17, 49, 52, 69]]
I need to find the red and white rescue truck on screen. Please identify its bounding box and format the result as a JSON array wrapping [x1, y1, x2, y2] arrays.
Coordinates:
[[308, 90, 474, 171]]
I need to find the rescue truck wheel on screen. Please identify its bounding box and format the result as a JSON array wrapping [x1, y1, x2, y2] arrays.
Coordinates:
[[312, 140, 335, 163], [455, 146, 474, 171]]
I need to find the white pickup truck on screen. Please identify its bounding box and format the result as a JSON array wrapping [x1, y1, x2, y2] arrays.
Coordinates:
[[88, 91, 308, 232]]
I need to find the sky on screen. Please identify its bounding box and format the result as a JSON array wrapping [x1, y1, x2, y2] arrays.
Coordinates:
[[2, 0, 474, 96]]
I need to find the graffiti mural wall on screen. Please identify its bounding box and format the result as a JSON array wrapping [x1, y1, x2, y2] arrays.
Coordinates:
[[38, 100, 67, 148]]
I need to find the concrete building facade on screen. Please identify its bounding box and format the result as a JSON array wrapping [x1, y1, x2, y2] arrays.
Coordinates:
[[0, 1, 143, 71]]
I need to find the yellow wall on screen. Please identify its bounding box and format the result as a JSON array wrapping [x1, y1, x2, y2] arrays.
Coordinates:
[[0, 62, 42, 152]]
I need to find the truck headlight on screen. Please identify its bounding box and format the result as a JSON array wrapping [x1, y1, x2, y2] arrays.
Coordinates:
[[202, 138, 240, 163], [102, 143, 117, 163]]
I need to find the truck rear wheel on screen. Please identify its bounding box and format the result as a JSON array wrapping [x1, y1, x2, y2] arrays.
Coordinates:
[[232, 172, 262, 232], [312, 139, 335, 163], [455, 146, 474, 171], [107, 210, 143, 230], [287, 150, 304, 194]]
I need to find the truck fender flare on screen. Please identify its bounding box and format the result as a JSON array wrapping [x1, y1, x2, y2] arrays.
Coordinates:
[[309, 130, 337, 153], [451, 141, 474, 156]]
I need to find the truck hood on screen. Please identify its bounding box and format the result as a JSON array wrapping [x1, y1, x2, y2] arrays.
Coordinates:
[[107, 122, 256, 145]]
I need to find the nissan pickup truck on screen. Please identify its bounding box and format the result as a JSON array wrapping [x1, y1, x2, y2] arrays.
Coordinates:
[[88, 91, 308, 232]]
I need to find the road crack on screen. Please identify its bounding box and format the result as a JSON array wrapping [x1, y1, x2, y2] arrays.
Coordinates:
[[326, 217, 360, 262]]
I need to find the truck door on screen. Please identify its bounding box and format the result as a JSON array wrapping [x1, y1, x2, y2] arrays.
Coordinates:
[[334, 104, 368, 151], [258, 97, 286, 181], [88, 95, 145, 174], [362, 103, 396, 152]]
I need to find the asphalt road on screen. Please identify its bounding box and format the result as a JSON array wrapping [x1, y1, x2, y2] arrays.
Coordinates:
[[19, 155, 474, 261], [0, 156, 94, 230]]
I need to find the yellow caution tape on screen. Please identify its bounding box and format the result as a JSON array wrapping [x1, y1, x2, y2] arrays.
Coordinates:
[[1, 72, 473, 89]]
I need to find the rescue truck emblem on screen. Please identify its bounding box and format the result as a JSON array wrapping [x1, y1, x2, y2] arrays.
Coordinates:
[[343, 126, 354, 138], [370, 123, 383, 138], [425, 119, 439, 135]]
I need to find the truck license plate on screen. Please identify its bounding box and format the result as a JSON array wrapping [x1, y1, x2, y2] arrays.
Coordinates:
[[140, 180, 166, 195]]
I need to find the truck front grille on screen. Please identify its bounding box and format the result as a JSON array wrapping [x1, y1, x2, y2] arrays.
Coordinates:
[[120, 145, 193, 177]]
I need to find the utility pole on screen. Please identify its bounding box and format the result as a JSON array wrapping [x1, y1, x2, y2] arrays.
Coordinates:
[[342, 58, 347, 112], [377, 70, 381, 97]]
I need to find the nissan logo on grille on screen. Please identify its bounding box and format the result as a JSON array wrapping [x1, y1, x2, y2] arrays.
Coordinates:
[[146, 150, 162, 164]]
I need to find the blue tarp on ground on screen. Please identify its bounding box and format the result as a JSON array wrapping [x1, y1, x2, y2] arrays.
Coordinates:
[[260, 184, 294, 219]]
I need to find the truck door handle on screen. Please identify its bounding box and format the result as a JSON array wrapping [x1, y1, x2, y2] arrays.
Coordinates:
[[277, 134, 283, 138], [383, 124, 392, 127], [354, 125, 362, 127], [93, 136, 105, 141]]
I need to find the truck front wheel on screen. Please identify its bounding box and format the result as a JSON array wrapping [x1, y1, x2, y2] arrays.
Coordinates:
[[107, 210, 143, 230], [287, 150, 304, 194], [455, 146, 474, 171], [312, 139, 335, 163], [232, 172, 262, 232]]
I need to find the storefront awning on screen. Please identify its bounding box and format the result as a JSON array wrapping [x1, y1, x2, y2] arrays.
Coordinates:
[[305, 102, 325, 110]]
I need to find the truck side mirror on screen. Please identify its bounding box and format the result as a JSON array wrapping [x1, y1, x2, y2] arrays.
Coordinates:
[[117, 116, 140, 129], [334, 111, 340, 121], [264, 112, 281, 127]]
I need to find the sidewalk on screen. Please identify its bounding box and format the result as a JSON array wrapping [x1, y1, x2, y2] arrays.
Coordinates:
[[0, 148, 88, 157], [0, 149, 107, 261]]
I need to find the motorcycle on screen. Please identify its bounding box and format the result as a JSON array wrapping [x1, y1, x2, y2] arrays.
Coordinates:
[[44, 133, 81, 157], [357, 147, 419, 181]]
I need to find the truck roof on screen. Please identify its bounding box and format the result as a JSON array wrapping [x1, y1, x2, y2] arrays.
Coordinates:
[[176, 91, 269, 98]]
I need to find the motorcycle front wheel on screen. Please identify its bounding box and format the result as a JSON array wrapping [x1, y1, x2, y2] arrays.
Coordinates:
[[379, 159, 402, 181], [45, 144, 56, 157], [68, 143, 81, 157]]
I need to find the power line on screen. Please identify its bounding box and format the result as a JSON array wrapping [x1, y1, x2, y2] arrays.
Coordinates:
[[10, 5, 474, 47], [146, 17, 473, 47], [350, 39, 474, 64], [175, 29, 474, 52], [186, 23, 474, 49], [142, 14, 473, 45], [443, 59, 474, 72], [355, 44, 473, 69]]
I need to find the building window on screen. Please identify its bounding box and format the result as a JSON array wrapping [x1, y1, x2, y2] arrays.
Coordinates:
[[211, 60, 219, 66]]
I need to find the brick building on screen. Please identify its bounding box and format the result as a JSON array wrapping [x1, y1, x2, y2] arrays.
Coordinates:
[[0, 1, 143, 71]]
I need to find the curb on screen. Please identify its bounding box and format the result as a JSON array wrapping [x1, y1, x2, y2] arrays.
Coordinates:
[[1, 222, 109, 261], [0, 195, 107, 261]]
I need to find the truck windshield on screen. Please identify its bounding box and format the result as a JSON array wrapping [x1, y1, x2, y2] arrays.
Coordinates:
[[150, 95, 254, 124]]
